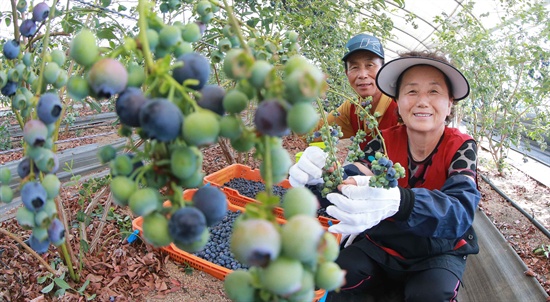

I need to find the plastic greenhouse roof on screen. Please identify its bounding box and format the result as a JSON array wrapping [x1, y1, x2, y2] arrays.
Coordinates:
[[1, 0, 549, 58]]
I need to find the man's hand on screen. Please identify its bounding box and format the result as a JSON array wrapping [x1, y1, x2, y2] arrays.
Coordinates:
[[326, 184, 400, 234], [288, 146, 328, 187]]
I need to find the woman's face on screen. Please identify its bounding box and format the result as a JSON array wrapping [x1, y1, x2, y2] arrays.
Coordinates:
[[396, 65, 453, 134]]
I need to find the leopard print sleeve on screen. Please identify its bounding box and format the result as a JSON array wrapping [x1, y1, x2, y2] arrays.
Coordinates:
[[448, 139, 478, 179]]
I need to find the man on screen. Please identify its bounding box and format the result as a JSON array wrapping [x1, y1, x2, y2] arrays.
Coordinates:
[[310, 33, 399, 150], [291, 34, 399, 188]]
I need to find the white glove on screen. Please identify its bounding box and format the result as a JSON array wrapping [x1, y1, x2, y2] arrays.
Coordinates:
[[326, 185, 400, 235], [347, 175, 371, 186], [288, 146, 328, 187]]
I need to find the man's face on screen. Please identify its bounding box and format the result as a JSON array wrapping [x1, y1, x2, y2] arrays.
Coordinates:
[[345, 51, 383, 99]]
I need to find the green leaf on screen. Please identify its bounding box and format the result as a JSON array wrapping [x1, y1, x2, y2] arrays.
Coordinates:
[[87, 293, 97, 300], [96, 28, 118, 40], [54, 277, 71, 290], [80, 239, 90, 253], [37, 275, 49, 284], [54, 288, 66, 297], [101, 0, 111, 7], [85, 99, 102, 113], [41, 282, 55, 293], [118, 4, 127, 11], [77, 279, 91, 293]]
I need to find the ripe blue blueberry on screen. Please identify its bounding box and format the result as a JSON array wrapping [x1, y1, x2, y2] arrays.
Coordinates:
[[3, 40, 20, 60], [116, 87, 147, 127], [198, 84, 226, 115], [172, 52, 211, 90], [192, 186, 228, 227], [21, 181, 48, 212], [139, 98, 183, 142], [37, 92, 62, 124], [168, 206, 207, 245], [47, 218, 66, 246], [28, 233, 50, 254], [32, 2, 50, 22], [1, 81, 18, 96], [18, 157, 38, 179], [254, 99, 289, 137], [20, 19, 37, 37]]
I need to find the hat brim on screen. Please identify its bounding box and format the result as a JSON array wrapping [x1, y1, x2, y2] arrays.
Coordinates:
[[376, 57, 470, 101], [341, 48, 384, 62]]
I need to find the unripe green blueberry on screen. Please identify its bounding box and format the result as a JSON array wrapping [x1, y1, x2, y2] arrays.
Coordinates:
[[0, 185, 14, 204], [159, 25, 182, 48], [41, 174, 60, 199], [259, 256, 303, 296], [0, 167, 12, 184], [280, 215, 324, 263], [315, 261, 346, 292], [249, 60, 274, 89], [224, 270, 256, 302], [282, 187, 319, 219], [182, 111, 220, 146], [222, 89, 248, 114], [128, 188, 160, 217], [287, 102, 319, 134], [16, 206, 36, 229], [110, 176, 136, 206], [219, 115, 242, 139], [50, 49, 66, 66], [142, 212, 173, 247], [181, 22, 201, 43], [70, 29, 99, 67]]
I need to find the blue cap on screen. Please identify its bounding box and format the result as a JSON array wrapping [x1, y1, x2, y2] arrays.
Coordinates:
[[342, 34, 384, 61]]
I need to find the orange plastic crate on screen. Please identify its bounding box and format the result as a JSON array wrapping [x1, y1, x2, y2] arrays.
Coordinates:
[[204, 164, 339, 227], [132, 188, 337, 301]]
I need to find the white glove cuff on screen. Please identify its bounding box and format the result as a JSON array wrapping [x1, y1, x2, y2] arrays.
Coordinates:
[[349, 175, 371, 186]]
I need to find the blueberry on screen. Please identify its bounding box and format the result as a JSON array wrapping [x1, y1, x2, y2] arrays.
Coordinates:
[[192, 186, 228, 227], [116, 87, 147, 127], [47, 218, 65, 246], [21, 181, 47, 212], [1, 81, 18, 96], [37, 92, 62, 124], [3, 40, 20, 60], [139, 98, 183, 142], [20, 19, 37, 37], [23, 119, 48, 147], [18, 157, 38, 179], [168, 207, 207, 245], [32, 2, 50, 22], [28, 233, 50, 254], [197, 84, 226, 115], [254, 99, 288, 137], [87, 58, 128, 99], [172, 52, 211, 90]]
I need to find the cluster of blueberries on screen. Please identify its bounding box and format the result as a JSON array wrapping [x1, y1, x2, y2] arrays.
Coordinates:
[[223, 177, 288, 199], [193, 210, 248, 271]]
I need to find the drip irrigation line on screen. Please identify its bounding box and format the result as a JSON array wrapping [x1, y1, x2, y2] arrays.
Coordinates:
[[480, 173, 550, 240]]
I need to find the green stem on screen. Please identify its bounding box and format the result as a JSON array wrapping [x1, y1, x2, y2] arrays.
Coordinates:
[[60, 242, 79, 282], [10, 0, 20, 41], [34, 0, 59, 97], [138, 0, 156, 74], [262, 136, 273, 196], [315, 98, 343, 181], [222, 0, 251, 55]]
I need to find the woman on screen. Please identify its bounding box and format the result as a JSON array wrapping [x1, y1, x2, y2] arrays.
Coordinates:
[[322, 51, 481, 301]]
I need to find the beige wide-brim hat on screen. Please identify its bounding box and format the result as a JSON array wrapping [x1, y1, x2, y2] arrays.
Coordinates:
[[376, 56, 470, 101]]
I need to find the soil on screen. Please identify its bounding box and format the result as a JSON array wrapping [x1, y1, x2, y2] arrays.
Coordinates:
[[1, 116, 550, 302]]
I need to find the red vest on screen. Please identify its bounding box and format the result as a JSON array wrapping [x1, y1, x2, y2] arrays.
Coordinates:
[[350, 101, 399, 150], [382, 125, 474, 190]]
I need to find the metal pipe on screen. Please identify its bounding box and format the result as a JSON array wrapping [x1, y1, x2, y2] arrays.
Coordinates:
[[480, 173, 550, 240]]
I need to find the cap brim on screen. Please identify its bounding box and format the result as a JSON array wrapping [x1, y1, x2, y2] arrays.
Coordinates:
[[341, 49, 384, 62], [376, 57, 470, 101]]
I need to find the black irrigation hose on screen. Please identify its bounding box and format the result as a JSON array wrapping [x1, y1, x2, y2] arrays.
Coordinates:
[[480, 173, 550, 240]]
